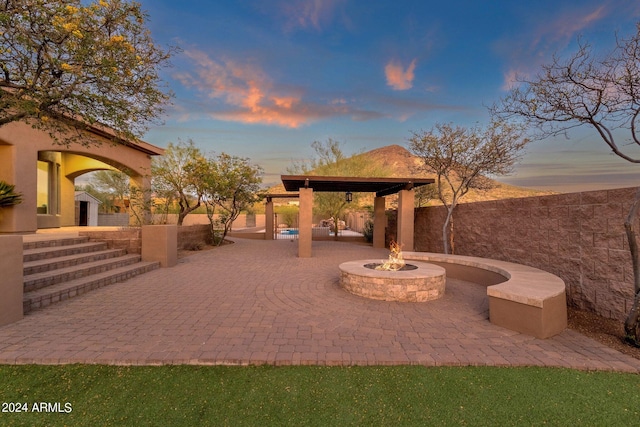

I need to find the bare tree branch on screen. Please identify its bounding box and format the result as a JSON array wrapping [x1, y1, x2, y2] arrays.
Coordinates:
[[409, 119, 529, 254], [493, 22, 640, 346]]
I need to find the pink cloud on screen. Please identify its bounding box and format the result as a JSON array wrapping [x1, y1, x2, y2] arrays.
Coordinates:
[[278, 0, 349, 32], [531, 5, 608, 48], [499, 5, 611, 90], [174, 49, 367, 127], [501, 68, 523, 91], [385, 59, 417, 91]]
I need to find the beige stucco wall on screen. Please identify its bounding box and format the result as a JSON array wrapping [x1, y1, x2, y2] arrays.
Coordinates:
[[0, 139, 36, 232], [142, 225, 177, 268], [0, 235, 23, 326], [0, 121, 161, 233]]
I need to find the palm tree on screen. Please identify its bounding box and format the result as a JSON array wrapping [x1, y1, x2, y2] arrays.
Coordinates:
[[0, 181, 22, 208]]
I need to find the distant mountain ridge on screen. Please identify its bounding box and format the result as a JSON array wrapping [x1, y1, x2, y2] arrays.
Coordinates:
[[270, 144, 553, 204], [357, 144, 423, 177], [357, 144, 554, 203]]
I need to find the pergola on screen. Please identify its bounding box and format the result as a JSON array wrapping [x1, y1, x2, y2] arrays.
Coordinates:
[[267, 175, 435, 257]]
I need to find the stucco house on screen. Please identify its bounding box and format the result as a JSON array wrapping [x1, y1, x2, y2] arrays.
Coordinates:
[[0, 120, 164, 234]]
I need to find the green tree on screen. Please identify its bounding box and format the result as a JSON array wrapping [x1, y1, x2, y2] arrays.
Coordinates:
[[491, 22, 640, 346], [128, 181, 154, 226], [409, 120, 529, 254], [289, 139, 391, 239], [88, 170, 129, 212], [275, 205, 299, 228], [0, 0, 174, 146], [152, 140, 207, 226], [414, 184, 438, 208], [201, 153, 263, 245]]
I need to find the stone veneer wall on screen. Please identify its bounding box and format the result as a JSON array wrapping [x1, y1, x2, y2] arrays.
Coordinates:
[[387, 186, 639, 321], [177, 224, 211, 249], [79, 228, 142, 254], [79, 224, 212, 254]]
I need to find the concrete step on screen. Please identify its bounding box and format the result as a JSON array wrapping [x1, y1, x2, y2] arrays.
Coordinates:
[[24, 254, 142, 293], [20, 234, 161, 315], [23, 236, 90, 251], [23, 248, 128, 276], [23, 241, 109, 263], [23, 261, 160, 314]]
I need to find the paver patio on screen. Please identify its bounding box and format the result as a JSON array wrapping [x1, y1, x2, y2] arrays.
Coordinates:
[[1, 238, 639, 372]]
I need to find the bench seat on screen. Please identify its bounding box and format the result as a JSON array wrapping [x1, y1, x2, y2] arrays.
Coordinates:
[[403, 252, 567, 339]]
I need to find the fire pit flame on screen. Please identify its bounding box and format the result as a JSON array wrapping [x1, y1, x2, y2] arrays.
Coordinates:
[[375, 240, 405, 271]]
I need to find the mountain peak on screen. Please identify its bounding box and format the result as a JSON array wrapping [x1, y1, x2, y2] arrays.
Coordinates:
[[358, 144, 422, 177], [269, 144, 553, 203]]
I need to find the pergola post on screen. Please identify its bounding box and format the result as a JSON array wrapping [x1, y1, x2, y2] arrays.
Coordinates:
[[396, 188, 415, 251], [298, 187, 313, 257], [265, 197, 274, 240], [279, 176, 432, 257], [373, 196, 386, 248]]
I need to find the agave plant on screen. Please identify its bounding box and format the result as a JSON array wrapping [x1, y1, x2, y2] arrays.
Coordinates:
[[0, 181, 23, 208]]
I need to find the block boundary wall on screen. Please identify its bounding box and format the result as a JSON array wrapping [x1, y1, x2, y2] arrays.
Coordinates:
[[387, 186, 638, 321]]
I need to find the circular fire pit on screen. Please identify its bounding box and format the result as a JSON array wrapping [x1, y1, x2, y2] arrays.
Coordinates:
[[339, 259, 446, 302]]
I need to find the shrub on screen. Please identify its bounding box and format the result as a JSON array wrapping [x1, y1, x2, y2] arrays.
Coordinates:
[[363, 219, 374, 243], [183, 241, 205, 251], [0, 181, 22, 208]]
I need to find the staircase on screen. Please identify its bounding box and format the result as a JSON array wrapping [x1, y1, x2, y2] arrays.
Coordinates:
[[22, 236, 160, 314]]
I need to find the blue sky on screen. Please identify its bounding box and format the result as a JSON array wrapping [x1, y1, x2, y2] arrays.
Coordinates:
[[139, 0, 640, 192]]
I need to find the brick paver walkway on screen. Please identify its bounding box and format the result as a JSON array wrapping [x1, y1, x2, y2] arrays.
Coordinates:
[[1, 238, 639, 372]]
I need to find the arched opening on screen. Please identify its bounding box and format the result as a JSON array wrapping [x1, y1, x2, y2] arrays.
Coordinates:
[[0, 120, 163, 233]]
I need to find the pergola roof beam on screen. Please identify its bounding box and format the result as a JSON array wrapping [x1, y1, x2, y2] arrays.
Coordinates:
[[280, 175, 433, 195]]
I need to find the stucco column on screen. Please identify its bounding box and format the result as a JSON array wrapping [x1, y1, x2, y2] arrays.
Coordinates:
[[59, 172, 76, 227], [373, 196, 386, 248], [396, 188, 415, 251], [0, 143, 38, 233], [0, 145, 20, 233], [60, 152, 85, 227], [265, 197, 274, 240], [298, 187, 313, 258], [142, 225, 177, 267], [0, 236, 23, 326]]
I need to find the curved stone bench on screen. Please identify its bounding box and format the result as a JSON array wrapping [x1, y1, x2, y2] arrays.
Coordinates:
[[403, 252, 567, 339]]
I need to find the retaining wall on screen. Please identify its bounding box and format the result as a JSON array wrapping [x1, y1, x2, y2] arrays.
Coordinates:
[[80, 224, 213, 254], [177, 224, 211, 249], [388, 186, 639, 321], [79, 228, 142, 254], [151, 213, 265, 228]]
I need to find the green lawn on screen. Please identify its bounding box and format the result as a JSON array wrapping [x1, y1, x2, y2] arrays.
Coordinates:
[[0, 365, 638, 426]]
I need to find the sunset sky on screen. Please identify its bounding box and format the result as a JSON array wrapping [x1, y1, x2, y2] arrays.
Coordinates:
[[139, 0, 640, 192]]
